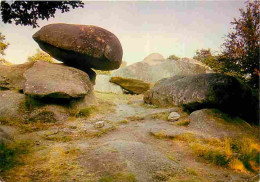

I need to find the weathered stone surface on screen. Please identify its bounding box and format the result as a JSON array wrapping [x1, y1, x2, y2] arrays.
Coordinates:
[[111, 58, 206, 83], [33, 23, 123, 71], [29, 105, 69, 123], [143, 53, 165, 65], [23, 61, 93, 99], [94, 75, 123, 94], [189, 109, 258, 138], [0, 62, 34, 91], [70, 91, 97, 111], [80, 140, 182, 182], [0, 90, 26, 122], [168, 112, 180, 121], [110, 77, 151, 94], [144, 73, 258, 124]]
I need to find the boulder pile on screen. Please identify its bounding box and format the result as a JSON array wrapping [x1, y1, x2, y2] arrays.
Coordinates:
[[0, 23, 123, 126]]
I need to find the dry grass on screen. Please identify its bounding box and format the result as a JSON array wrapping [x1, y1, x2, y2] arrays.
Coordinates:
[[174, 134, 260, 173], [117, 119, 129, 124], [0, 117, 58, 133], [2, 145, 90, 182], [174, 118, 190, 126], [149, 112, 169, 120], [151, 131, 260, 173], [126, 116, 145, 121], [98, 172, 137, 182]]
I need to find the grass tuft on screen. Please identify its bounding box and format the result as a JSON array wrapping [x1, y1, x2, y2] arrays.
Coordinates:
[[0, 140, 32, 172], [99, 172, 137, 182]]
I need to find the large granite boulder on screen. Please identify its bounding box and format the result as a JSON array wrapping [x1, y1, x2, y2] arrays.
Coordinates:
[[144, 73, 258, 124], [94, 75, 123, 94], [33, 23, 123, 72], [111, 56, 206, 83], [0, 62, 34, 91], [110, 77, 151, 94], [23, 61, 93, 99]]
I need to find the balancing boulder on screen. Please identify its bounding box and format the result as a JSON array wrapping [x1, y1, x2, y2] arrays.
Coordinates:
[[33, 23, 123, 71]]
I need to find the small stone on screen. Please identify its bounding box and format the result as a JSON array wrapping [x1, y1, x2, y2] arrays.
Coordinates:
[[168, 112, 180, 121], [94, 121, 105, 128]]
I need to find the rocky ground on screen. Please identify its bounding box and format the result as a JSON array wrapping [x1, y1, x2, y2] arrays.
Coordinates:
[[0, 92, 259, 182]]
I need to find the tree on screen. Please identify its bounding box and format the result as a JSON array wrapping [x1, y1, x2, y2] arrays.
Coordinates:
[[222, 1, 260, 89], [1, 1, 84, 28], [167, 54, 180, 60], [0, 32, 11, 65], [28, 49, 55, 63], [193, 48, 225, 73]]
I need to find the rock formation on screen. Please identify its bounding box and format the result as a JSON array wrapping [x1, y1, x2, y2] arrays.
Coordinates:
[[111, 53, 207, 83], [33, 23, 123, 82], [0, 61, 96, 124], [144, 73, 259, 124]]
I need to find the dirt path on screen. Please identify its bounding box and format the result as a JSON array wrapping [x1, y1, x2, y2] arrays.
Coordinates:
[[1, 92, 258, 182]]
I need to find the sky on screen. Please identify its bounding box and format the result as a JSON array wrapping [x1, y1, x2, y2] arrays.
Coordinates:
[[0, 1, 246, 65]]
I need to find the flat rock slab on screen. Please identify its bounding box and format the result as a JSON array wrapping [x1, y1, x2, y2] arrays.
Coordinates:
[[33, 23, 123, 71], [110, 77, 151, 94], [80, 140, 183, 182], [23, 61, 93, 99]]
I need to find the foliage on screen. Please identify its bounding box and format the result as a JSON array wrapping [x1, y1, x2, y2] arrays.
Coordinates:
[[167, 54, 180, 60], [193, 48, 225, 73], [27, 49, 54, 63], [1, 1, 84, 28], [0, 32, 11, 65], [221, 1, 260, 89]]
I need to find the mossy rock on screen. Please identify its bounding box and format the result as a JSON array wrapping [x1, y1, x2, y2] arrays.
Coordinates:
[[110, 77, 151, 94]]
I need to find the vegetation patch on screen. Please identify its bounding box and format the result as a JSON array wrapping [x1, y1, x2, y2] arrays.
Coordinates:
[[42, 131, 73, 142], [76, 106, 96, 118], [149, 112, 169, 120], [173, 134, 260, 173], [0, 140, 32, 172], [0, 117, 57, 133], [99, 172, 137, 182], [1, 145, 89, 182], [117, 119, 129, 124], [126, 116, 145, 122], [174, 118, 190, 126]]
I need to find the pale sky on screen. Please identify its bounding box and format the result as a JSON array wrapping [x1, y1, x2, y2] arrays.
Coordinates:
[[0, 1, 245, 65]]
